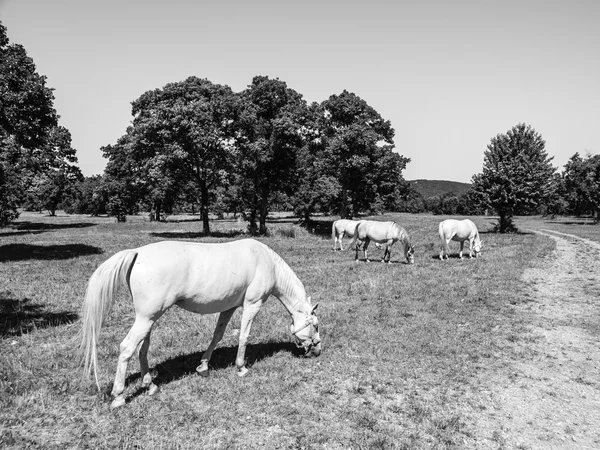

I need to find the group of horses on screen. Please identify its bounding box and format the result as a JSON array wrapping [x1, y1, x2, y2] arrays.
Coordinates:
[[79, 217, 480, 408], [332, 218, 482, 262]]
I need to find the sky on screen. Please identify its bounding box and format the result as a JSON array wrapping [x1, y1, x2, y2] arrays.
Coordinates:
[[1, 0, 599, 183]]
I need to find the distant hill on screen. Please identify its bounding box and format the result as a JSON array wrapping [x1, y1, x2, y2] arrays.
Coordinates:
[[409, 179, 471, 198]]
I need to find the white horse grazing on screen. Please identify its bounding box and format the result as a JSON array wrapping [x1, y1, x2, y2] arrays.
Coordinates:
[[79, 239, 321, 409], [439, 219, 482, 260], [332, 219, 362, 251], [346, 220, 414, 264]]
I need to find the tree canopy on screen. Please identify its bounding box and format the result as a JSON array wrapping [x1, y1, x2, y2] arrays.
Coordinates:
[[0, 21, 80, 224], [561, 152, 600, 220], [469, 123, 557, 232]]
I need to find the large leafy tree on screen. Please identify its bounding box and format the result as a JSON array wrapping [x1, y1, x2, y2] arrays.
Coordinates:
[[315, 90, 409, 218], [105, 77, 245, 232], [470, 123, 557, 232], [0, 21, 59, 225], [562, 152, 600, 220], [237, 76, 308, 234], [23, 126, 83, 215]]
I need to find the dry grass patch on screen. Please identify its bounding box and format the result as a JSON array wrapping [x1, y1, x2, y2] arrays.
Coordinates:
[[0, 212, 557, 449]]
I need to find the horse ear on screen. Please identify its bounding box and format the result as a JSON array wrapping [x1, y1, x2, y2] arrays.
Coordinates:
[[311, 303, 319, 313]]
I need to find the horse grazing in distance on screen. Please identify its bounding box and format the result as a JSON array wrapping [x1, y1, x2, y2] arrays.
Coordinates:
[[346, 220, 414, 264], [79, 239, 321, 409], [439, 219, 482, 260], [332, 219, 362, 251]]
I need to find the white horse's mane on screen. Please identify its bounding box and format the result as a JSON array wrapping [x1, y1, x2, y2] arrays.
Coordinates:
[[267, 246, 307, 310]]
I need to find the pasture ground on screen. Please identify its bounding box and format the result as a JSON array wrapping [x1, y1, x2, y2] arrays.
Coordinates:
[[0, 212, 598, 449]]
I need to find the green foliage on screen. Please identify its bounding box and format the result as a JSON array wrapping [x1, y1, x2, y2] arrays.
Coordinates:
[[561, 152, 600, 220], [0, 21, 81, 225], [21, 126, 83, 215], [302, 90, 409, 219], [62, 175, 107, 215], [237, 76, 308, 234], [103, 77, 245, 232], [469, 123, 557, 232]]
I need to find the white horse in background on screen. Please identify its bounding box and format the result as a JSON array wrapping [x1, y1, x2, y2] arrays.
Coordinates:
[[346, 220, 414, 264], [79, 239, 321, 409], [332, 219, 362, 251], [439, 219, 482, 260]]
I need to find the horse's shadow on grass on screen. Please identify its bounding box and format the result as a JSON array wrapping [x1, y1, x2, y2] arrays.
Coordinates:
[[0, 296, 78, 337], [354, 258, 410, 264], [0, 243, 103, 262], [123, 341, 301, 401], [431, 254, 461, 260]]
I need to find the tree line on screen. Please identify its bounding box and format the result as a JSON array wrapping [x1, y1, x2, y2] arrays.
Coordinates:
[[2, 20, 599, 234]]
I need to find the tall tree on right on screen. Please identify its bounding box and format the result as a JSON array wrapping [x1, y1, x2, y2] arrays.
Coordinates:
[[469, 123, 557, 232]]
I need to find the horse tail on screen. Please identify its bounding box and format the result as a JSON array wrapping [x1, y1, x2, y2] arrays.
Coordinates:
[[79, 249, 138, 390], [344, 221, 361, 251], [439, 221, 451, 254], [332, 221, 338, 249]]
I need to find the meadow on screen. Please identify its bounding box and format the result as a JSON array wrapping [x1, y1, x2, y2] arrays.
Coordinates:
[[0, 211, 596, 449]]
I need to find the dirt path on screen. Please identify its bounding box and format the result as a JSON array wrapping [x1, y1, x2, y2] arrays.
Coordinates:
[[481, 230, 600, 449]]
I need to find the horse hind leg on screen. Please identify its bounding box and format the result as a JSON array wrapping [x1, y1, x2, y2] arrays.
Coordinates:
[[196, 307, 237, 376], [111, 316, 154, 408], [363, 239, 371, 262], [381, 245, 390, 263], [138, 331, 158, 396]]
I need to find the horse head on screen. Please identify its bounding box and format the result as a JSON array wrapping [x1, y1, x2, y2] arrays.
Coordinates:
[[473, 239, 482, 256], [290, 300, 321, 358]]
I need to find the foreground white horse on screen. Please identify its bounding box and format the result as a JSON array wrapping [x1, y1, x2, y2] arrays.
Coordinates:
[[79, 239, 321, 409], [346, 220, 414, 264], [439, 219, 482, 260], [332, 219, 362, 250]]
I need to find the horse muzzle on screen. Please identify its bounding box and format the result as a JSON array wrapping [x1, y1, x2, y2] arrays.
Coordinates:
[[305, 341, 322, 358]]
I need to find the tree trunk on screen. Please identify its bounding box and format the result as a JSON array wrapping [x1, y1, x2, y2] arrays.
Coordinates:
[[248, 208, 258, 235], [150, 199, 162, 222], [341, 185, 350, 219], [498, 210, 514, 233], [259, 188, 269, 235], [200, 178, 210, 235]]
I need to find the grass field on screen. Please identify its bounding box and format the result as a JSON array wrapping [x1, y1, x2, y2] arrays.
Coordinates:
[[0, 211, 595, 449]]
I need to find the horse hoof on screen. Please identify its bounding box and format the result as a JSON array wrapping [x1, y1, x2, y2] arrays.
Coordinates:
[[237, 367, 248, 377], [147, 383, 158, 396], [111, 397, 126, 409], [196, 362, 209, 376]]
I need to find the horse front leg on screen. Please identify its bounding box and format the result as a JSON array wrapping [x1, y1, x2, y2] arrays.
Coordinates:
[[196, 307, 237, 376], [459, 241, 464, 259], [468, 239, 474, 258], [235, 301, 264, 376], [111, 316, 153, 408], [355, 239, 362, 262]]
